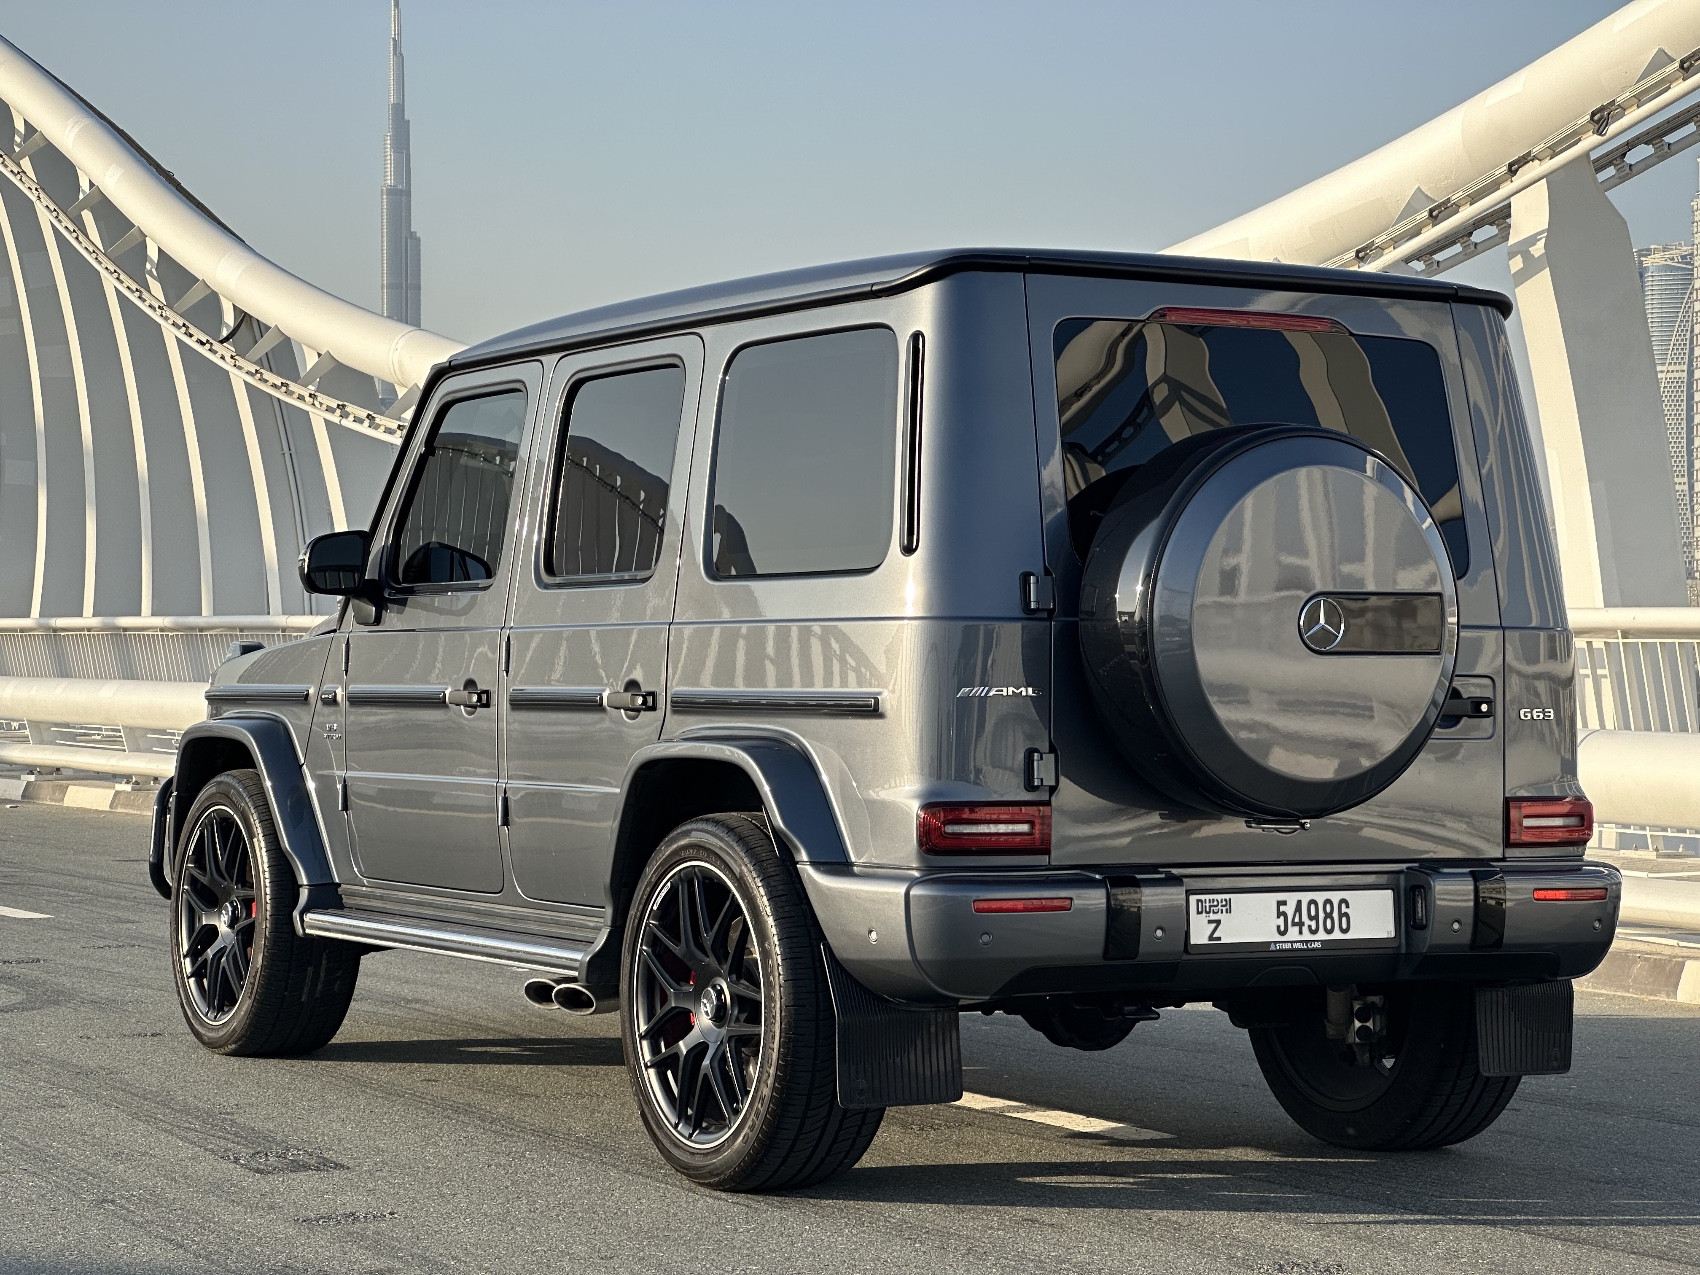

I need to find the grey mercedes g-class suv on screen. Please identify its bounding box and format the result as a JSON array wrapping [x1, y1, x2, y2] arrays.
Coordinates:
[[151, 249, 1619, 1192]]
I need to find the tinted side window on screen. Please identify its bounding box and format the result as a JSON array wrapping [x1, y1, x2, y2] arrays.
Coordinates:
[[711, 328, 899, 578], [546, 365, 686, 580], [393, 389, 527, 586], [1053, 318, 1469, 574]]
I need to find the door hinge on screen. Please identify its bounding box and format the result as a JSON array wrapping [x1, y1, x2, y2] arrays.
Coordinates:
[[1021, 570, 1055, 615], [1024, 748, 1059, 791], [336, 776, 348, 812], [498, 789, 510, 828]]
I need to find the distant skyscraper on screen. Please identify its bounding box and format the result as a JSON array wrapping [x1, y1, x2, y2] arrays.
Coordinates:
[[1637, 238, 1694, 576], [1633, 160, 1700, 600], [381, 0, 421, 327]]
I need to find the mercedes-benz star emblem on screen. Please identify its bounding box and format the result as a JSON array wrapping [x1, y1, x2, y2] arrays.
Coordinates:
[[1300, 596, 1347, 652]]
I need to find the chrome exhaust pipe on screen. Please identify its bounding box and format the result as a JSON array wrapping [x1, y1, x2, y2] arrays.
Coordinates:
[[523, 977, 560, 1008], [551, 983, 607, 1015]]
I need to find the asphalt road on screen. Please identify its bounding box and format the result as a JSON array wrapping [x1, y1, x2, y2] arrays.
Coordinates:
[[1, 801, 1696, 1275]]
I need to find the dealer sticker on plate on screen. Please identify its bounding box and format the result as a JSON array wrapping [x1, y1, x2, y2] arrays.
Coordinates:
[[1187, 889, 1397, 952]]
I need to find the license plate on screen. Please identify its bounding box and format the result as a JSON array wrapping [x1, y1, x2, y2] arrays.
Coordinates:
[[1187, 889, 1397, 952]]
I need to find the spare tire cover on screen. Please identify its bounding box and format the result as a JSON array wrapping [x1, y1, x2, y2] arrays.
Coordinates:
[[1079, 425, 1458, 820]]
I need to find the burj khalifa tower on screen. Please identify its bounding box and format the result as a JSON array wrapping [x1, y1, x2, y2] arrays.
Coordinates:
[[380, 0, 422, 327]]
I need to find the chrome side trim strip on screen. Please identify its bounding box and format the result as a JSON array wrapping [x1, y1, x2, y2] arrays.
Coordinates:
[[345, 685, 448, 707], [204, 684, 311, 703], [670, 688, 883, 715], [299, 909, 585, 975], [508, 686, 606, 709]]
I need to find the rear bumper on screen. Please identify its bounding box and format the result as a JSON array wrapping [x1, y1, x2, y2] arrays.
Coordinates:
[[799, 859, 1621, 1004]]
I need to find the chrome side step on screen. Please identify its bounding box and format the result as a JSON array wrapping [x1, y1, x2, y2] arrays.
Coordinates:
[[300, 908, 585, 977]]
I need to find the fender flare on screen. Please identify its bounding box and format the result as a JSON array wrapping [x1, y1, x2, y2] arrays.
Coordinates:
[[155, 715, 335, 898], [615, 734, 852, 865]]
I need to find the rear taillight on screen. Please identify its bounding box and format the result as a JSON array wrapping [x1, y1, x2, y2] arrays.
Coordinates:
[[918, 803, 1051, 855], [1506, 797, 1594, 848], [1146, 306, 1344, 333]]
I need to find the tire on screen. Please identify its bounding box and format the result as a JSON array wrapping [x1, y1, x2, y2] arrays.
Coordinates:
[[170, 770, 360, 1056], [619, 813, 883, 1191], [1249, 982, 1518, 1151]]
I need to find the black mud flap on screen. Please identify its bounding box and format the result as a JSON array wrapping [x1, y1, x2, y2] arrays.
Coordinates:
[[822, 946, 962, 1109], [1475, 979, 1573, 1077]]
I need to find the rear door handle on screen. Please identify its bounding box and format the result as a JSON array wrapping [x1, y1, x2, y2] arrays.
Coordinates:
[[604, 689, 657, 712], [446, 686, 491, 709]]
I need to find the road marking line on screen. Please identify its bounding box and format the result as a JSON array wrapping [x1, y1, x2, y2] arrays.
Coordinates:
[[953, 1091, 1174, 1141], [0, 905, 51, 919], [953, 1092, 1024, 1111]]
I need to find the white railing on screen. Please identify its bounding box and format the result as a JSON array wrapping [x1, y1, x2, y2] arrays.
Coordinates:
[[1571, 608, 1700, 732], [0, 615, 325, 683], [0, 617, 318, 781], [1569, 608, 1700, 854]]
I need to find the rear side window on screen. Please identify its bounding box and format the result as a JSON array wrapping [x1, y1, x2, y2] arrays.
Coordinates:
[[545, 365, 686, 581], [1053, 317, 1468, 574], [392, 388, 527, 586], [710, 327, 899, 578]]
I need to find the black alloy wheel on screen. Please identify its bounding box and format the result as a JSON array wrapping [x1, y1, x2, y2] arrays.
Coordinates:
[[632, 860, 765, 1147], [175, 803, 258, 1023], [169, 770, 361, 1056], [619, 813, 883, 1191]]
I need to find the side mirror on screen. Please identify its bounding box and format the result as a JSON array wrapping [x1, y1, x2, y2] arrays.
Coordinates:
[[299, 530, 373, 597]]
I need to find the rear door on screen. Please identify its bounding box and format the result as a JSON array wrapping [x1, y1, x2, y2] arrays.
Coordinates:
[[503, 336, 702, 906], [1026, 273, 1505, 866]]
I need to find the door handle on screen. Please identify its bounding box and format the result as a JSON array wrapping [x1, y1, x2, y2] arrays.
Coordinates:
[[604, 689, 657, 712], [446, 685, 491, 709], [1437, 686, 1493, 728]]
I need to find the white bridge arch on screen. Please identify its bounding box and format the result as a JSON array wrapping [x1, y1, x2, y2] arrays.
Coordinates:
[[0, 36, 460, 619]]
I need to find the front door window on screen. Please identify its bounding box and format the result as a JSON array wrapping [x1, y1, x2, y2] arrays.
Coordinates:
[[392, 389, 528, 586]]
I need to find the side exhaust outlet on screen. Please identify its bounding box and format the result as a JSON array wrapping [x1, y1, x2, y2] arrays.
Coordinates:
[[552, 983, 607, 1015], [522, 977, 560, 1009]]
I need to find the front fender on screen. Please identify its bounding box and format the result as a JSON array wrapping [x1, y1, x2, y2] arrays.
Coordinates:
[[163, 715, 335, 896]]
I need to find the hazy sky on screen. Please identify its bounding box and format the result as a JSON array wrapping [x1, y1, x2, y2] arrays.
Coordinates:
[[0, 1, 1691, 342]]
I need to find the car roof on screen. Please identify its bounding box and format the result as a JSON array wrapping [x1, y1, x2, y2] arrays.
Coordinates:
[[450, 247, 1512, 369]]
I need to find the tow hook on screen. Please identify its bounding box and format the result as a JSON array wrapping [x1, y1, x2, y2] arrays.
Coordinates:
[[1325, 986, 1387, 1065]]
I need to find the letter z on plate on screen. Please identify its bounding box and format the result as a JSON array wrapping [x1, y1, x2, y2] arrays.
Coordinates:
[[1187, 889, 1397, 952]]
